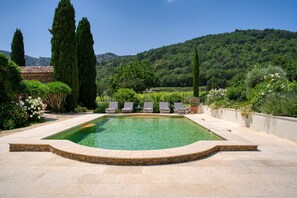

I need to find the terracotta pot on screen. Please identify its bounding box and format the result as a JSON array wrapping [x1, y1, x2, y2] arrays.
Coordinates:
[[191, 105, 199, 114]]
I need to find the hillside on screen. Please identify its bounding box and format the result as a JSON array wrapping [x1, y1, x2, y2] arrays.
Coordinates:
[[97, 29, 297, 88], [0, 50, 51, 66]]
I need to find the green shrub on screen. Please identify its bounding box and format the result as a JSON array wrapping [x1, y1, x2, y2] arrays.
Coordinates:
[[74, 105, 89, 113], [227, 85, 247, 101], [245, 65, 287, 88], [23, 80, 47, 98], [94, 101, 109, 113], [199, 92, 208, 103], [0, 103, 29, 130], [0, 53, 24, 103], [113, 88, 139, 109], [259, 91, 297, 117], [43, 82, 72, 112]]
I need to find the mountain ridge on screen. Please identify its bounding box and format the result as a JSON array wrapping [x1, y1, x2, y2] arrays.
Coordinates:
[[0, 50, 120, 66]]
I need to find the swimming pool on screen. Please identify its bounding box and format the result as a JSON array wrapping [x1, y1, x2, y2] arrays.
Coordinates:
[[46, 115, 222, 150]]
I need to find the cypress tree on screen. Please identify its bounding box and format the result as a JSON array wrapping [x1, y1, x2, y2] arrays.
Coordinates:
[[11, 29, 25, 66], [76, 18, 97, 108], [193, 47, 200, 97], [50, 0, 79, 111]]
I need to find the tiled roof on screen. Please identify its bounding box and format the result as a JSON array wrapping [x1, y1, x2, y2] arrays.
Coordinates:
[[20, 66, 54, 74]]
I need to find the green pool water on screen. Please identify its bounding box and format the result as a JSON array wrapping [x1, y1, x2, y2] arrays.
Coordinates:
[[47, 116, 222, 150]]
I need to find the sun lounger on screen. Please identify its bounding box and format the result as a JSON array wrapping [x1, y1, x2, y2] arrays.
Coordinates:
[[122, 102, 133, 113], [143, 102, 153, 113], [174, 102, 187, 114], [159, 102, 170, 114], [105, 102, 118, 114]]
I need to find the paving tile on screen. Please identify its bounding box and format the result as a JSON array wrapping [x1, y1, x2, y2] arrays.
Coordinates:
[[44, 184, 95, 196], [121, 174, 163, 184], [91, 184, 140, 196], [78, 174, 122, 184]]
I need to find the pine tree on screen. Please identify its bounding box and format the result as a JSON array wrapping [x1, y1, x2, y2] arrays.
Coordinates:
[[11, 29, 25, 66], [50, 0, 79, 111], [76, 17, 97, 108], [193, 47, 200, 97]]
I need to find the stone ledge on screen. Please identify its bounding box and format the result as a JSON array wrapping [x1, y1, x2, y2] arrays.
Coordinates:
[[9, 143, 258, 166]]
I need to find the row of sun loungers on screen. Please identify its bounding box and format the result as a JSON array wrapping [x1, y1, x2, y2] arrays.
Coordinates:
[[105, 102, 187, 114]]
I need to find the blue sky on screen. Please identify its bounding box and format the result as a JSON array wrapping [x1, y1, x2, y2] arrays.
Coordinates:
[[0, 0, 296, 57]]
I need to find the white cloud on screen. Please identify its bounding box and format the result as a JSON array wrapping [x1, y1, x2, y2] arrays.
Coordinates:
[[167, 0, 175, 3]]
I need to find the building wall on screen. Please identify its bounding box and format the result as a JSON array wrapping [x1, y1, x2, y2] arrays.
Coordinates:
[[22, 73, 54, 83]]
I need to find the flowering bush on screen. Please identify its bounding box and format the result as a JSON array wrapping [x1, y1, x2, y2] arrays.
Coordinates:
[[22, 96, 44, 122], [206, 89, 227, 105], [249, 72, 289, 110]]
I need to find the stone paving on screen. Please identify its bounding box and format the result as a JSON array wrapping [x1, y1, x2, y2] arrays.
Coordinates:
[[0, 114, 297, 197]]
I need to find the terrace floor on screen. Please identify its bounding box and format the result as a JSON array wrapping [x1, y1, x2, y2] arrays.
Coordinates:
[[0, 114, 297, 197]]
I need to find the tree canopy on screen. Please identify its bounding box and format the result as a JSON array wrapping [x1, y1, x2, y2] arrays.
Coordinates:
[[76, 17, 97, 108], [50, 0, 79, 111], [109, 61, 157, 93], [11, 29, 25, 66]]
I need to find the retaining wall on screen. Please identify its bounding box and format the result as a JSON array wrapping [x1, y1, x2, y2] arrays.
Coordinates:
[[201, 105, 297, 142]]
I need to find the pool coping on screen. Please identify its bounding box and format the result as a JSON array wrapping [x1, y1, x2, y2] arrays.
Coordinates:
[[8, 113, 258, 165]]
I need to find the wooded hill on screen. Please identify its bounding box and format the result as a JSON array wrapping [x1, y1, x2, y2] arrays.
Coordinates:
[[97, 29, 297, 89]]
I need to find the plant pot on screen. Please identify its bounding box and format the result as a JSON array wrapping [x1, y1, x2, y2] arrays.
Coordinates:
[[242, 115, 252, 128], [191, 105, 199, 114]]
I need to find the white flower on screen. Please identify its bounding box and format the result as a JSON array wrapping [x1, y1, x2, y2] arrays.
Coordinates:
[[30, 115, 33, 118], [38, 107, 41, 110], [28, 96, 32, 99], [28, 107, 30, 110], [38, 116, 40, 119], [261, 93, 265, 95]]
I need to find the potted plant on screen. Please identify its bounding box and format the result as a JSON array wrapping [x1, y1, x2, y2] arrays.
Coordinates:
[[188, 97, 200, 113], [239, 104, 253, 127]]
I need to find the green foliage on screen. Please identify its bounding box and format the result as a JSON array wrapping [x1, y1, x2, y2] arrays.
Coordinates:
[[96, 79, 108, 100], [11, 29, 25, 66], [110, 61, 157, 93], [0, 103, 29, 130], [272, 55, 297, 81], [23, 80, 47, 98], [193, 47, 200, 97], [77, 17, 97, 108], [112, 88, 139, 109], [97, 29, 297, 88], [206, 77, 228, 90], [199, 92, 208, 103], [259, 91, 297, 117], [74, 105, 89, 113], [94, 101, 109, 113], [50, 0, 79, 111], [0, 53, 24, 103], [43, 81, 72, 112], [226, 85, 247, 101]]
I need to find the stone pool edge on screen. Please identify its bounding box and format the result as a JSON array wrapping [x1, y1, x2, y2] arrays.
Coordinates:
[[8, 113, 258, 166]]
